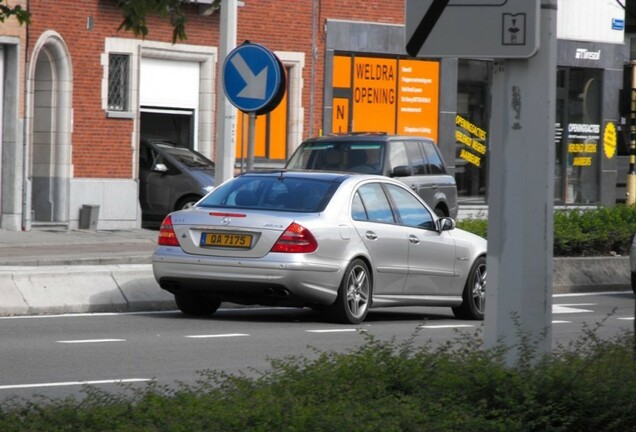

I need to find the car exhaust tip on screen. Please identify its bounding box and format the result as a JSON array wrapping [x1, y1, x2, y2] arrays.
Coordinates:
[[264, 287, 290, 297]]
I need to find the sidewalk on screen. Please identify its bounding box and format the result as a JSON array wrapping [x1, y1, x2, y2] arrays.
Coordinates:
[[0, 226, 631, 317], [0, 227, 176, 316], [0, 226, 158, 266]]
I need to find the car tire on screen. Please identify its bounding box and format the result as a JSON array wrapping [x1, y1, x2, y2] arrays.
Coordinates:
[[632, 271, 636, 295], [327, 259, 372, 324], [434, 206, 447, 218], [175, 293, 221, 317], [452, 256, 486, 320], [175, 196, 201, 211]]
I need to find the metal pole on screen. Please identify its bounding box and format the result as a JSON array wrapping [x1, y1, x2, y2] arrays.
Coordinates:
[[484, 0, 556, 365], [215, 0, 238, 185], [246, 112, 256, 171], [627, 61, 636, 205]]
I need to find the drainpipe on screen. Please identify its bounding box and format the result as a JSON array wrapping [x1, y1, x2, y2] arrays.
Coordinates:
[[21, 0, 31, 231], [309, 0, 317, 137]]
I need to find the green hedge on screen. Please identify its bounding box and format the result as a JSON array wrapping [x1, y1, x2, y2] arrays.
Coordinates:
[[1, 329, 635, 431], [457, 204, 636, 257]]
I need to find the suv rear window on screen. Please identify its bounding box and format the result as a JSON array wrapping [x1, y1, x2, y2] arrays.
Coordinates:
[[286, 141, 384, 174], [198, 175, 337, 212]]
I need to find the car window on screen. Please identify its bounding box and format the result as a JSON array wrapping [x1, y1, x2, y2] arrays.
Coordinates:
[[158, 144, 215, 169], [198, 175, 336, 212], [421, 141, 446, 174], [351, 193, 367, 220], [355, 183, 395, 223], [388, 141, 411, 175], [139, 144, 152, 170], [404, 141, 427, 175], [286, 141, 383, 175], [385, 184, 435, 230]]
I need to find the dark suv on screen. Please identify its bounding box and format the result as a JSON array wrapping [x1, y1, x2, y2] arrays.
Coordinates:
[[285, 133, 458, 218]]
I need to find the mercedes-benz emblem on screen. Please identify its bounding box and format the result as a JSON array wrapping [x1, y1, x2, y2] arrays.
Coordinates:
[[221, 217, 231, 225]]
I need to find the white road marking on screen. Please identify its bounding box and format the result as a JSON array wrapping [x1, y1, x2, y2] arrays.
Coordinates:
[[553, 291, 628, 298], [552, 305, 592, 314], [557, 303, 595, 307], [618, 317, 635, 321], [552, 320, 571, 324], [0, 378, 151, 391], [306, 329, 359, 333], [185, 333, 249, 338], [418, 324, 475, 329], [57, 339, 126, 344]]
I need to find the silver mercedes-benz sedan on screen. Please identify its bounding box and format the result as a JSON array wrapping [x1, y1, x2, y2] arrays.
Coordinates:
[[152, 171, 487, 324]]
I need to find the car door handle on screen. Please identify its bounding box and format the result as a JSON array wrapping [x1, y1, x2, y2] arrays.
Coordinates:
[[408, 234, 420, 244], [365, 231, 378, 240]]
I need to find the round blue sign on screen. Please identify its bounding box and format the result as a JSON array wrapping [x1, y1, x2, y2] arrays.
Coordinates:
[[223, 42, 285, 114]]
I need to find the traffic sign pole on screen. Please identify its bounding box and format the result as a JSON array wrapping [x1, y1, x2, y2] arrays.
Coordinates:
[[484, 0, 557, 364], [215, 0, 238, 185], [247, 112, 256, 171]]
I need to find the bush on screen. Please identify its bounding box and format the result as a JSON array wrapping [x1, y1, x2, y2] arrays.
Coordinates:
[[457, 204, 636, 257], [1, 328, 635, 431]]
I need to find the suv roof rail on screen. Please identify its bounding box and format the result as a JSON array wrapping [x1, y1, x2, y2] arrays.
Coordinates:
[[325, 131, 388, 137]]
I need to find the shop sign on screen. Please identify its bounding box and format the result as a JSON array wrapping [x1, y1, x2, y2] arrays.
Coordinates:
[[603, 122, 617, 159], [332, 55, 439, 140], [456, 115, 487, 167], [574, 48, 601, 61], [567, 122, 600, 167]]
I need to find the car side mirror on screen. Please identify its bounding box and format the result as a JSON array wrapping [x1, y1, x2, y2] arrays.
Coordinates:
[[152, 163, 168, 174], [438, 217, 456, 232], [391, 165, 413, 177]]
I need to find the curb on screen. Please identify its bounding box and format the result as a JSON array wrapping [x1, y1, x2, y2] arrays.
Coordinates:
[[0, 264, 174, 316], [0, 256, 631, 317]]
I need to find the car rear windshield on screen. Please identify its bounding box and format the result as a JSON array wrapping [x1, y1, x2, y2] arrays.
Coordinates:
[[158, 143, 215, 169], [285, 141, 384, 174], [198, 175, 338, 212]]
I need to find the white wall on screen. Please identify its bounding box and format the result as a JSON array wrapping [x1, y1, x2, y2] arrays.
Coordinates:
[[558, 0, 625, 44], [69, 179, 140, 230]]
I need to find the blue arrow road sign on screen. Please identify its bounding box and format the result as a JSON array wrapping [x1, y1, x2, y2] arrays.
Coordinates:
[[223, 42, 285, 114]]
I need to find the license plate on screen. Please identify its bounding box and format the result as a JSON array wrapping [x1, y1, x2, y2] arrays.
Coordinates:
[[200, 232, 253, 248]]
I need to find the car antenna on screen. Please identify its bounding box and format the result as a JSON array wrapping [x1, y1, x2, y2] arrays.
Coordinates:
[[278, 170, 285, 181]]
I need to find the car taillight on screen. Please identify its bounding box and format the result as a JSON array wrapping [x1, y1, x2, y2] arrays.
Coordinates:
[[158, 215, 180, 247], [270, 222, 317, 253]]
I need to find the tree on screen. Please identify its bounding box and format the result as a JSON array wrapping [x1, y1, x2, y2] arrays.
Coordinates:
[[0, 0, 30, 25], [116, 0, 222, 42]]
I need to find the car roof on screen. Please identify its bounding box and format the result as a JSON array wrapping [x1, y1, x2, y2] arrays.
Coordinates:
[[141, 135, 179, 147], [238, 170, 359, 182], [300, 133, 433, 144]]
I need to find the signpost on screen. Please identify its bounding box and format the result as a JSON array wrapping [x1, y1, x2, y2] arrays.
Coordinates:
[[406, 0, 540, 59], [406, 0, 556, 365], [223, 42, 286, 170]]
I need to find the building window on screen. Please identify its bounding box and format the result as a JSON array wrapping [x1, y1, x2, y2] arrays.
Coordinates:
[[108, 54, 130, 111]]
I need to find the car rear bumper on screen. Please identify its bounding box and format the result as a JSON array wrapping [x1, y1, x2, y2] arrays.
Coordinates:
[[152, 249, 345, 306]]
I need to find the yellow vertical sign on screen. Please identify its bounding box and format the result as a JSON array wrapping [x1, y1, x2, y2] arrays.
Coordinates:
[[332, 98, 349, 133], [352, 57, 397, 133], [333, 55, 351, 88], [397, 59, 439, 141]]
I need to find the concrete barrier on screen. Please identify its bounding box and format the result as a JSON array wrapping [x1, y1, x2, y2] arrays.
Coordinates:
[[0, 265, 174, 316], [553, 256, 630, 293]]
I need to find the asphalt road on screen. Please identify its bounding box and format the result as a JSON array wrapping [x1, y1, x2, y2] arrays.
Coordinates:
[[1, 290, 634, 403]]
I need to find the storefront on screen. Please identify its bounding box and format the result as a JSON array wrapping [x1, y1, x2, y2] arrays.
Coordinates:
[[555, 39, 625, 206]]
